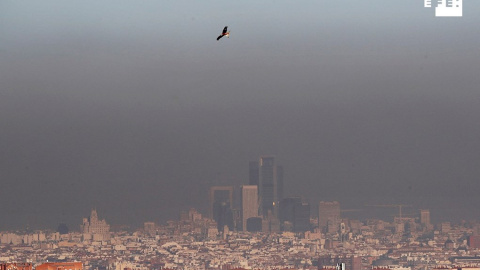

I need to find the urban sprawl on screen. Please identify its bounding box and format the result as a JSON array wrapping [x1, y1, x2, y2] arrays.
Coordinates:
[[2, 157, 480, 270]]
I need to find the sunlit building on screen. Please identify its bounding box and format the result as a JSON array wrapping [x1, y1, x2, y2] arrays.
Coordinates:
[[36, 262, 82, 270], [0, 263, 32, 270], [240, 185, 258, 231], [81, 209, 110, 241]]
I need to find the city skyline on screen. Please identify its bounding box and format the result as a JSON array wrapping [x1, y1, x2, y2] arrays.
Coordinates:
[[0, 173, 470, 233], [0, 202, 464, 234], [4, 210, 480, 270], [0, 154, 479, 231]]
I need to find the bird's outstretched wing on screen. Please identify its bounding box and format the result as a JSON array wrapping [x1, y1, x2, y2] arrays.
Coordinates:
[[222, 26, 228, 34], [217, 35, 224, 41]]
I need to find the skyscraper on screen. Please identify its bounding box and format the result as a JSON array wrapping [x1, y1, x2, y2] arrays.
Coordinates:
[[295, 201, 311, 232], [251, 156, 283, 218], [279, 197, 311, 232], [209, 186, 234, 231], [209, 186, 233, 218], [249, 161, 259, 186], [280, 197, 299, 229], [241, 185, 258, 231], [260, 156, 275, 217], [318, 201, 340, 233], [277, 165, 284, 204]]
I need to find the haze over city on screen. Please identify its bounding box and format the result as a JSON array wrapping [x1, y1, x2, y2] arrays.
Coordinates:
[[1, 0, 480, 231]]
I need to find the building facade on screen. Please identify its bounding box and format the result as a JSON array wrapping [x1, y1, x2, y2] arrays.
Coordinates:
[[319, 201, 340, 233], [209, 186, 234, 231], [81, 209, 110, 241], [279, 197, 311, 232], [36, 262, 82, 270], [248, 161, 259, 186], [241, 185, 258, 231], [420, 209, 431, 230], [250, 156, 283, 218], [0, 264, 32, 270]]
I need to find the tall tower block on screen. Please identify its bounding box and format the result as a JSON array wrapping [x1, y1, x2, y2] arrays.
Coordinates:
[[241, 185, 258, 231]]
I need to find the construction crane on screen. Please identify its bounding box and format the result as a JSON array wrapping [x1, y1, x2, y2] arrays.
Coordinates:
[[365, 204, 412, 220]]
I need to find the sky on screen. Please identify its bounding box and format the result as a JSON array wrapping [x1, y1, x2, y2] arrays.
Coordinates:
[[1, 0, 480, 231]]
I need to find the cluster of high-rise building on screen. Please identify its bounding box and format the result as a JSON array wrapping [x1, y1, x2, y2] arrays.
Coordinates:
[[206, 156, 441, 238], [209, 156, 312, 233], [4, 207, 480, 270], [5, 156, 480, 270]]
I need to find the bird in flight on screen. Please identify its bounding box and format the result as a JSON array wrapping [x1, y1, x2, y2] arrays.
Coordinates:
[[217, 26, 230, 41]]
